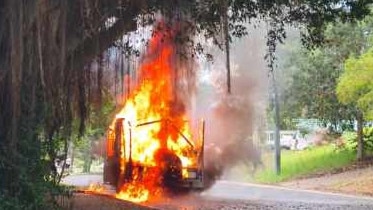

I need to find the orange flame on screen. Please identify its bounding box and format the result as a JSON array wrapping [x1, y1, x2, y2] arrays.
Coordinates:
[[115, 183, 150, 203], [112, 22, 197, 203]]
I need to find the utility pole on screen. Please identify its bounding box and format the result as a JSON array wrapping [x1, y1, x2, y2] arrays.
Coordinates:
[[266, 17, 281, 174], [271, 68, 281, 175]]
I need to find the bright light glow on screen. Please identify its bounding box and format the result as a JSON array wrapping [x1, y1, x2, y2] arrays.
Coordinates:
[[109, 22, 200, 203]]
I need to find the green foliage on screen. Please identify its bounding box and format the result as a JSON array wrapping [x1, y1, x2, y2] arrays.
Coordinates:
[[363, 127, 373, 152], [278, 13, 373, 131], [279, 42, 354, 130], [255, 145, 355, 183], [0, 170, 63, 210], [342, 128, 373, 153], [0, 0, 371, 207], [337, 49, 373, 119], [341, 131, 358, 151], [73, 90, 115, 173]]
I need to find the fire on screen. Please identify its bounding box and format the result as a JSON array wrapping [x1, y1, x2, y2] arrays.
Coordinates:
[[111, 22, 197, 203], [115, 183, 150, 203]]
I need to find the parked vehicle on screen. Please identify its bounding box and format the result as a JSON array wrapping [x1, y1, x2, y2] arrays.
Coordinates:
[[265, 130, 311, 150]]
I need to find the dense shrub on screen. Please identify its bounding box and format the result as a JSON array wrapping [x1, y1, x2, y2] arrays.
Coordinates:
[[363, 127, 373, 152], [341, 127, 373, 153], [341, 131, 357, 151]]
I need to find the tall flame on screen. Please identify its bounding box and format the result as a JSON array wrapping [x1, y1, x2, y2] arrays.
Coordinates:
[[113, 22, 196, 203]]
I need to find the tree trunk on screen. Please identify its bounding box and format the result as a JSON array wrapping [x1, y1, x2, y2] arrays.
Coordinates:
[[82, 139, 93, 173], [356, 111, 364, 161], [222, 0, 231, 94], [82, 153, 92, 173], [69, 140, 75, 173]]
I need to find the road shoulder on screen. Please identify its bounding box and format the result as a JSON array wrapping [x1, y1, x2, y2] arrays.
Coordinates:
[[280, 164, 373, 197]]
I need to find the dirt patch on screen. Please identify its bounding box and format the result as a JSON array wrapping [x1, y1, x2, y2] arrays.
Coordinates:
[[280, 158, 373, 197]]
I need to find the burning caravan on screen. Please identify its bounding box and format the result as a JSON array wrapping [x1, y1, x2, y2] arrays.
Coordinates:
[[100, 22, 207, 199], [104, 117, 205, 191]]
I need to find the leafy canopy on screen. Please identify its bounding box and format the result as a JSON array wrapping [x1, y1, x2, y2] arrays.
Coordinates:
[[0, 0, 372, 208], [337, 48, 373, 119], [277, 12, 373, 130]]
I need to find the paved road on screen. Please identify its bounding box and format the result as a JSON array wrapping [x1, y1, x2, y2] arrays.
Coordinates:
[[62, 173, 103, 187], [63, 174, 373, 209], [203, 180, 373, 205]]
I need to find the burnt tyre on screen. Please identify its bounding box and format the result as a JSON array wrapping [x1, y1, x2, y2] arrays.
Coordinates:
[[154, 148, 183, 190]]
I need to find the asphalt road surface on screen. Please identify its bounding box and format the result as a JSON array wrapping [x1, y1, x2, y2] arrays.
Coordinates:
[[63, 174, 373, 209]]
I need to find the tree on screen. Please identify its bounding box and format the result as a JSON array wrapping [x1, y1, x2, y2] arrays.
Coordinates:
[[337, 49, 373, 118], [0, 0, 371, 208], [337, 48, 373, 160], [279, 45, 355, 130], [278, 14, 373, 132], [75, 89, 115, 174]]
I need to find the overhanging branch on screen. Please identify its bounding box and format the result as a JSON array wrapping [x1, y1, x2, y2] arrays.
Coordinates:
[[67, 15, 138, 71]]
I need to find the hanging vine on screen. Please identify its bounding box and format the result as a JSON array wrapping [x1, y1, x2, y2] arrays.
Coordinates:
[[0, 0, 371, 208]]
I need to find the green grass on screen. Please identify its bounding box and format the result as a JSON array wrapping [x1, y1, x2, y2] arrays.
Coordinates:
[[254, 145, 356, 183]]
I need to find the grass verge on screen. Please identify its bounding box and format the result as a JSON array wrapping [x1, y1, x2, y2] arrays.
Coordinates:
[[254, 145, 356, 183]]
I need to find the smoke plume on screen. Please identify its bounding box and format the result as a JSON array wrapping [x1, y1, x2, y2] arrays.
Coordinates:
[[196, 24, 269, 188]]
